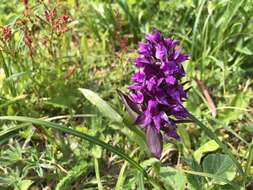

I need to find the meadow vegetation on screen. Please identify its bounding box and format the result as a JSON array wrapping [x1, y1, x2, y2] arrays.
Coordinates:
[[0, 0, 252, 189]]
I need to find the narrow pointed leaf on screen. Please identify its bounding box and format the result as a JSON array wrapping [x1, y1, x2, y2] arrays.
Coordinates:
[[79, 88, 123, 123], [0, 116, 147, 177]]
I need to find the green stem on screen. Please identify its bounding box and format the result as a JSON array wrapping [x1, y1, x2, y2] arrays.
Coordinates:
[[147, 177, 165, 190], [0, 51, 16, 96], [245, 141, 253, 176], [94, 158, 103, 190], [189, 114, 244, 177]]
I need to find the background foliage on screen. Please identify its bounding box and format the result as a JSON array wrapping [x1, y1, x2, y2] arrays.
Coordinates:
[[0, 0, 252, 189]]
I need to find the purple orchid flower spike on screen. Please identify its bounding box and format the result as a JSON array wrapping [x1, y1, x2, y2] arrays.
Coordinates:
[[117, 89, 142, 122], [118, 29, 190, 159], [146, 125, 163, 159]]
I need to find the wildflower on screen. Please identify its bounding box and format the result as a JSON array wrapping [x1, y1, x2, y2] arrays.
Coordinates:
[[23, 0, 31, 16], [118, 29, 189, 159], [2, 26, 12, 41], [23, 0, 28, 8], [45, 9, 57, 23], [24, 29, 33, 57], [53, 12, 71, 34], [45, 8, 71, 34]]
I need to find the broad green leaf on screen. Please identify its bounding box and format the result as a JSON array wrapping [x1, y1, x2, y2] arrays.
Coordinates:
[[160, 167, 187, 190], [185, 157, 204, 190], [176, 168, 237, 186], [141, 158, 159, 169], [202, 153, 237, 185], [189, 114, 244, 176], [214, 183, 244, 190], [79, 88, 123, 123], [17, 180, 33, 190], [193, 140, 219, 163]]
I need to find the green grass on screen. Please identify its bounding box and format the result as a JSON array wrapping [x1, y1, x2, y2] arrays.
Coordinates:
[[0, 0, 252, 189]]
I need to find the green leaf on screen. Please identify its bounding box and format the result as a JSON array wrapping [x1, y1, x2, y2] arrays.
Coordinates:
[[0, 95, 27, 109], [45, 95, 78, 108], [0, 123, 30, 138], [94, 158, 103, 190], [213, 183, 244, 190], [219, 91, 252, 124], [115, 148, 139, 190], [246, 142, 253, 176], [92, 145, 102, 159], [141, 158, 160, 169], [17, 180, 33, 190], [235, 46, 252, 55], [242, 125, 253, 133], [177, 125, 191, 149], [160, 167, 187, 190], [55, 161, 90, 190], [115, 159, 129, 190], [202, 153, 237, 185], [193, 140, 219, 163], [178, 168, 236, 185], [5, 71, 31, 82], [137, 172, 145, 190], [185, 157, 204, 190], [0, 116, 147, 178], [79, 88, 123, 123], [189, 114, 244, 177]]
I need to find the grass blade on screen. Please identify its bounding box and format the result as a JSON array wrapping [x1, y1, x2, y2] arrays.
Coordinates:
[[55, 161, 90, 190], [115, 148, 138, 190], [43, 114, 96, 121], [115, 160, 128, 190], [138, 172, 145, 190], [94, 158, 103, 190], [0, 95, 27, 109], [246, 142, 253, 176], [0, 123, 29, 138], [191, 0, 207, 60], [0, 116, 147, 178]]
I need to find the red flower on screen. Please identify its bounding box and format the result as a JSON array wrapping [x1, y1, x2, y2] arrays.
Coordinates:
[[45, 9, 57, 23], [23, 0, 28, 8], [2, 26, 12, 41], [53, 12, 71, 34]]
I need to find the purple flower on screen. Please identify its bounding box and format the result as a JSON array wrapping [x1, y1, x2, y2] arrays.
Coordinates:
[[118, 29, 189, 159]]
